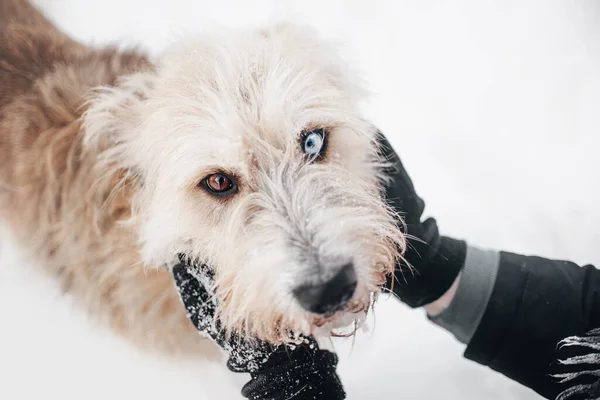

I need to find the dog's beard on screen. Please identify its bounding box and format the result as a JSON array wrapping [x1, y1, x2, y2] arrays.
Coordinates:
[[176, 252, 382, 350]]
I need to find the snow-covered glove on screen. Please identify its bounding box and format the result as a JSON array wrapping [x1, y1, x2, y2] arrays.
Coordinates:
[[172, 255, 346, 400], [378, 132, 467, 308], [238, 344, 344, 400]]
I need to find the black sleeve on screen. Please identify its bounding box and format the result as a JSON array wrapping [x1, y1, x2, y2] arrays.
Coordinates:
[[464, 251, 600, 399]]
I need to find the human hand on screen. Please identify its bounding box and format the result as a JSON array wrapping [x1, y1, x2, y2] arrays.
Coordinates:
[[377, 132, 466, 309]]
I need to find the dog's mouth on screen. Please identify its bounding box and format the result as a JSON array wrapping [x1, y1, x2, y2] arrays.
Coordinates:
[[174, 254, 381, 347], [309, 295, 373, 340], [313, 299, 368, 325], [304, 267, 388, 344]]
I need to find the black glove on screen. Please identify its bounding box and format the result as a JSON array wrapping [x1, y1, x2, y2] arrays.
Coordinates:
[[378, 132, 467, 308], [238, 341, 344, 400], [172, 255, 345, 400]]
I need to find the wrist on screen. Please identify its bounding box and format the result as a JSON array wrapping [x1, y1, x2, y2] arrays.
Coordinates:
[[424, 273, 461, 317], [427, 246, 500, 344]]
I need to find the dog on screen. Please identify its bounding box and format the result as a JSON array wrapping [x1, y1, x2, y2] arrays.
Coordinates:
[[0, 0, 405, 358]]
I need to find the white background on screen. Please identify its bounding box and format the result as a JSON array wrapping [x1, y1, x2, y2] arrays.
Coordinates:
[[2, 0, 600, 399]]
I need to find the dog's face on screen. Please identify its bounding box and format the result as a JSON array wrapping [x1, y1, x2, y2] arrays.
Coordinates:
[[85, 24, 405, 344]]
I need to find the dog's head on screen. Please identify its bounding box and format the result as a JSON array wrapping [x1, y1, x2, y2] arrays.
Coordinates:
[[84, 24, 405, 344]]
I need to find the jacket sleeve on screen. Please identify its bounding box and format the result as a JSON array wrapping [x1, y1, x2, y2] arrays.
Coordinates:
[[452, 250, 600, 399]]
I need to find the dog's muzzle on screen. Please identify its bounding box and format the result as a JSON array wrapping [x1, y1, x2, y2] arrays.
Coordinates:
[[293, 263, 357, 315]]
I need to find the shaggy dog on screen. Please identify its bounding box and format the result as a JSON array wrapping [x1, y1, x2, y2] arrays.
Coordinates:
[[0, 0, 405, 358]]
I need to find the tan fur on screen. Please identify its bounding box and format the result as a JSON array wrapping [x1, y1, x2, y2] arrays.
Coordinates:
[[0, 0, 217, 357], [0, 0, 404, 354]]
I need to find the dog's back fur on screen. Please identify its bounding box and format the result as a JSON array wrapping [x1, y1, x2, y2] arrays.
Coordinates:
[[0, 0, 216, 357]]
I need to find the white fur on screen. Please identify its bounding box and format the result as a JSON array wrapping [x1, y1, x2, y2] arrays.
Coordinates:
[[83, 23, 405, 344]]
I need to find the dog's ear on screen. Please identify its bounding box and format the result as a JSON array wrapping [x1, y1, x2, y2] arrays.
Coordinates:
[[81, 71, 156, 174]]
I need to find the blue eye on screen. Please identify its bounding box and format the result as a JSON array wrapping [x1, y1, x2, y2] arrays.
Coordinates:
[[302, 128, 327, 160]]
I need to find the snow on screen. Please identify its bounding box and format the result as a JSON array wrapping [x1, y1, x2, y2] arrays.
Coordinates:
[[2, 0, 600, 399]]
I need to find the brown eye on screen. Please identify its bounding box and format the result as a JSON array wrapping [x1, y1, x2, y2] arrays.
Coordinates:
[[201, 173, 237, 197]]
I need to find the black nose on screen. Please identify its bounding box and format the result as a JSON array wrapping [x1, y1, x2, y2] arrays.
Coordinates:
[[293, 263, 358, 315]]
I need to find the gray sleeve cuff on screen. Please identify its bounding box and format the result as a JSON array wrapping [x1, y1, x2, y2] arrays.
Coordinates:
[[428, 245, 500, 344]]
